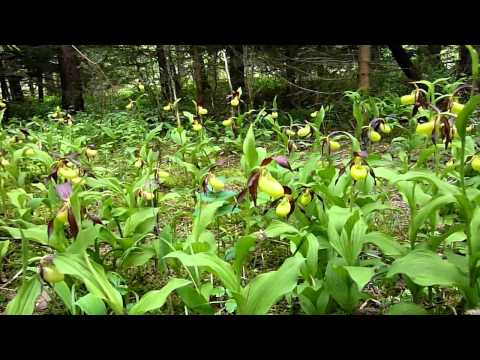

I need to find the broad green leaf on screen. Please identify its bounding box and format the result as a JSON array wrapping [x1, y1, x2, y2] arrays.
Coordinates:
[[53, 281, 74, 314], [411, 195, 456, 240], [466, 45, 479, 82], [329, 215, 366, 266], [0, 240, 10, 260], [445, 231, 467, 246], [233, 234, 257, 276], [1, 225, 50, 247], [327, 206, 353, 233], [387, 249, 465, 287], [386, 302, 428, 315], [54, 252, 124, 315], [455, 94, 480, 140], [470, 207, 480, 256], [176, 285, 215, 315], [67, 225, 98, 254], [128, 278, 191, 315], [264, 220, 299, 238], [192, 201, 224, 242], [237, 256, 304, 315], [414, 147, 435, 168], [164, 251, 240, 293], [6, 276, 42, 315], [324, 258, 359, 313], [76, 294, 107, 315], [153, 225, 173, 271], [344, 266, 375, 291], [7, 188, 30, 209], [303, 233, 319, 277], [121, 246, 156, 268], [363, 232, 407, 257], [98, 227, 122, 247], [123, 208, 159, 238]]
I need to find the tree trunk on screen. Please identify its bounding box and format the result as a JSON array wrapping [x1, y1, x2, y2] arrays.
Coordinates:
[[458, 45, 471, 76], [427, 45, 442, 67], [0, 77, 9, 101], [284, 45, 299, 107], [175, 46, 184, 82], [7, 75, 24, 102], [58, 45, 84, 112], [37, 70, 44, 102], [156, 45, 172, 101], [370, 45, 381, 63], [358, 45, 371, 92], [190, 46, 210, 106], [388, 45, 421, 81], [226, 45, 245, 92], [167, 46, 182, 98], [28, 77, 35, 97], [0, 59, 10, 101]]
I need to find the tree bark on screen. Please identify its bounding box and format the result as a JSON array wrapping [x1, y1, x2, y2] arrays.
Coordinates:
[[37, 70, 44, 102], [58, 45, 84, 112], [226, 45, 245, 92], [388, 45, 421, 81], [28, 77, 35, 97], [458, 45, 471, 76], [358, 45, 371, 92], [167, 46, 182, 98], [190, 46, 210, 106], [7, 75, 24, 102], [0, 59, 10, 101], [427, 45, 442, 57], [156, 45, 172, 101], [284, 45, 300, 107], [427, 45, 442, 67]]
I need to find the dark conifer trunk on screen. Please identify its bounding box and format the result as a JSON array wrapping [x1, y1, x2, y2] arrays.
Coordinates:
[[226, 45, 245, 92], [58, 45, 84, 112], [388, 45, 421, 81]]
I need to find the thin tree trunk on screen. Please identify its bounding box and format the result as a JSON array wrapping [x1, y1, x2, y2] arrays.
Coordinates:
[[58, 45, 84, 112], [226, 45, 245, 92], [156, 45, 172, 101], [175, 46, 183, 79], [427, 45, 442, 68], [37, 70, 44, 102], [458, 45, 471, 76], [0, 59, 10, 101], [388, 45, 421, 81], [190, 46, 210, 106], [284, 45, 299, 107], [358, 45, 371, 92], [7, 75, 24, 102], [167, 46, 182, 98], [244, 45, 254, 109], [28, 77, 35, 97]]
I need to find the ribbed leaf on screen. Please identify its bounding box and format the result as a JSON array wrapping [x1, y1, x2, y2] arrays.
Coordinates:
[[76, 293, 107, 315], [387, 249, 465, 287], [54, 252, 124, 315], [128, 278, 191, 315], [164, 251, 240, 293], [237, 256, 304, 315], [6, 276, 42, 315], [344, 266, 375, 291]]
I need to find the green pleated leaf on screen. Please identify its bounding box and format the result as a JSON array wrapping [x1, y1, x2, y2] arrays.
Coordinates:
[[387, 249, 465, 287], [6, 276, 42, 315], [237, 256, 304, 315], [128, 278, 191, 315]]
